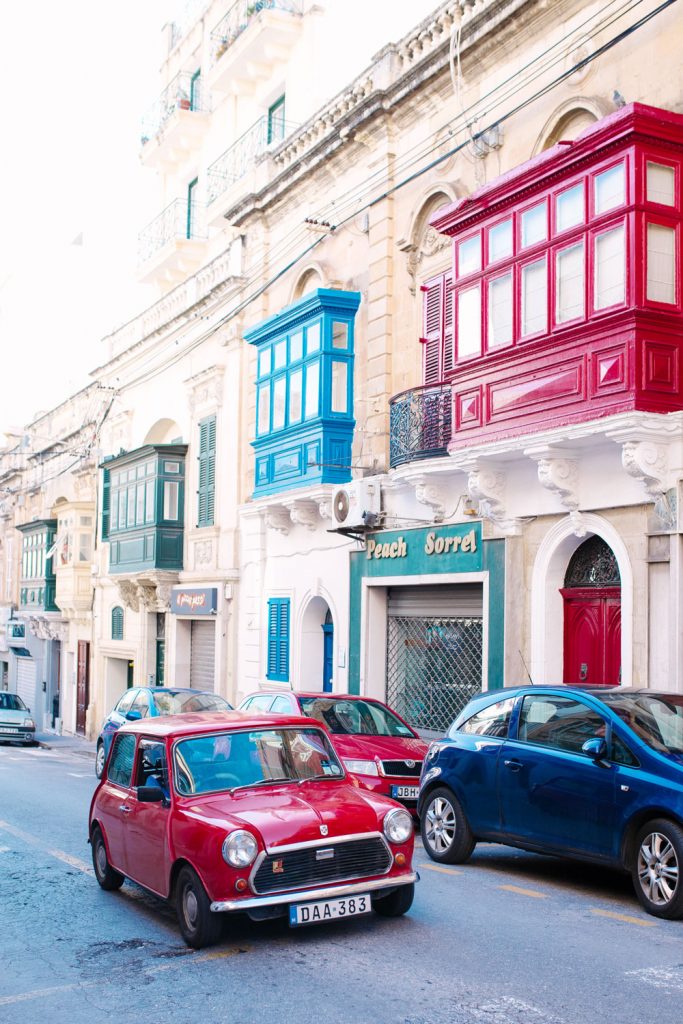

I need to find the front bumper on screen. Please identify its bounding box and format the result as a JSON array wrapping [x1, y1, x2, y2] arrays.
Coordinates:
[[210, 870, 418, 913], [0, 726, 35, 743]]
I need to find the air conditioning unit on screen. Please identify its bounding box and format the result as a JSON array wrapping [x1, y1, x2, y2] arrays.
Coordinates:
[[331, 479, 381, 530]]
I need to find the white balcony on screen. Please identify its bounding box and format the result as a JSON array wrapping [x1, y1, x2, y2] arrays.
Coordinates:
[[137, 200, 207, 286], [209, 0, 303, 95], [140, 71, 210, 172]]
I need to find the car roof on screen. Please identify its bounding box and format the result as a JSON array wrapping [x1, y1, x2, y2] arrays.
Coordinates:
[[120, 709, 326, 738], [136, 687, 224, 695], [244, 691, 390, 703], [462, 684, 681, 708]]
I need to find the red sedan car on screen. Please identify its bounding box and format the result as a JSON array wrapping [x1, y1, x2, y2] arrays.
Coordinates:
[[88, 711, 417, 948], [239, 692, 429, 812]]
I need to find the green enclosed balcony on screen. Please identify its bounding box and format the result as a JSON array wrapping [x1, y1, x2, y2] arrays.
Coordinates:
[[17, 519, 58, 612], [102, 445, 187, 576]]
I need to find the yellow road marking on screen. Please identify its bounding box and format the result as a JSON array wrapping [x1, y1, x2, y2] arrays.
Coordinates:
[[418, 861, 462, 876], [498, 884, 548, 899], [0, 819, 93, 875], [591, 908, 656, 927]]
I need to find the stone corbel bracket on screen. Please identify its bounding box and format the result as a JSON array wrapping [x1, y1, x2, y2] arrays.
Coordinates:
[[263, 505, 292, 534], [465, 463, 523, 536], [525, 446, 586, 536], [411, 475, 450, 523], [117, 579, 141, 613], [286, 498, 320, 531]]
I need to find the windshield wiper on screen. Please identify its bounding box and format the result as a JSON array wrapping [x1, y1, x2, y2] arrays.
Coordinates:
[[230, 777, 293, 793]]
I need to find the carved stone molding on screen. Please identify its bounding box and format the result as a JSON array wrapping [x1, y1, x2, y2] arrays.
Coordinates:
[[466, 464, 522, 536], [620, 440, 668, 500], [116, 577, 173, 613], [412, 477, 450, 523], [187, 366, 225, 415], [285, 499, 319, 531], [317, 497, 333, 521], [194, 539, 214, 566], [263, 505, 292, 534], [535, 455, 580, 511], [28, 617, 67, 642], [116, 579, 140, 613]]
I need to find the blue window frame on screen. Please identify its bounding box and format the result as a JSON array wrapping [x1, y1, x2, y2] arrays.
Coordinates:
[[267, 598, 290, 682], [247, 289, 361, 497]]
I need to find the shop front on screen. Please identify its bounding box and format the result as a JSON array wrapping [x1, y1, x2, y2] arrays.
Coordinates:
[[169, 586, 219, 691], [349, 522, 504, 735]]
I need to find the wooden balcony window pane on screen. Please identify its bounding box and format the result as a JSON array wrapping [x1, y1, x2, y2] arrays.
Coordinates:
[[521, 258, 547, 336], [257, 383, 270, 435], [305, 362, 320, 419], [646, 163, 675, 206], [273, 340, 287, 370], [163, 481, 179, 521], [488, 273, 513, 348], [272, 377, 286, 431], [647, 223, 676, 303], [290, 330, 303, 361], [306, 323, 321, 353], [331, 361, 348, 413], [556, 242, 584, 323], [457, 285, 481, 358], [521, 202, 547, 248], [457, 235, 481, 277], [136, 483, 145, 524], [594, 225, 625, 309], [145, 480, 155, 523], [488, 219, 512, 263], [595, 163, 625, 214], [289, 369, 303, 423], [556, 183, 584, 232], [258, 346, 271, 377], [332, 322, 349, 349]]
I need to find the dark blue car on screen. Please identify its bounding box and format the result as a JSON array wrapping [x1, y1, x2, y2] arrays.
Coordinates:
[[418, 686, 683, 919], [95, 687, 232, 778]]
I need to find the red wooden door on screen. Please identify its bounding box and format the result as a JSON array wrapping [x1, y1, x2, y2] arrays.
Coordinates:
[[561, 587, 621, 685], [76, 640, 90, 735]]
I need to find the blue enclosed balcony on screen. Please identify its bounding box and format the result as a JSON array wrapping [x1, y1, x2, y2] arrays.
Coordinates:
[[102, 445, 187, 575]]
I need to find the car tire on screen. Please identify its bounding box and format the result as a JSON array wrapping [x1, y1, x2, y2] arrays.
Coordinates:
[[632, 818, 683, 919], [95, 741, 106, 779], [372, 882, 414, 917], [176, 865, 222, 949], [91, 826, 124, 891], [420, 786, 476, 864]]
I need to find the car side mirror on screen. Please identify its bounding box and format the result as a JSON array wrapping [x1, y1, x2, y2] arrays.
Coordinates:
[[582, 737, 608, 762], [137, 785, 166, 803], [125, 710, 142, 721]]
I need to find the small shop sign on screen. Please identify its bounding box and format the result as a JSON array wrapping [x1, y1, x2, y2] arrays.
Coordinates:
[[365, 527, 479, 562], [170, 587, 218, 615]]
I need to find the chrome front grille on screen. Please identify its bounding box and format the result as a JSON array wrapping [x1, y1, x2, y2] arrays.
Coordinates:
[[252, 836, 392, 894], [381, 760, 423, 778]]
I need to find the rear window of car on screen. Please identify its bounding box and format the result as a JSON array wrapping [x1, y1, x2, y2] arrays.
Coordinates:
[[452, 697, 516, 738], [152, 691, 232, 715], [298, 697, 415, 737]]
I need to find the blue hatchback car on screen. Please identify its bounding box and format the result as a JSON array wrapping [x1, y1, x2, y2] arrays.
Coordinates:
[[418, 686, 683, 919], [95, 687, 232, 778]]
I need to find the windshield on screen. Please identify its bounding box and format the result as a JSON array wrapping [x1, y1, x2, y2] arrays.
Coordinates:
[[600, 693, 683, 755], [0, 693, 27, 712], [299, 697, 416, 738], [173, 727, 344, 795], [152, 691, 232, 715]]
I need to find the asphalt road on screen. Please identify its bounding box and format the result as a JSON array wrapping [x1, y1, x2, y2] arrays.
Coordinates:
[[1, 742, 681, 1023]]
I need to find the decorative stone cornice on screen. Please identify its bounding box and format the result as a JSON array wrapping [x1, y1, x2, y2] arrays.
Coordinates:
[[186, 365, 225, 414], [115, 574, 176, 613], [525, 446, 580, 513], [263, 505, 292, 534], [464, 462, 523, 536], [28, 616, 67, 642], [260, 486, 339, 533], [411, 476, 451, 523]]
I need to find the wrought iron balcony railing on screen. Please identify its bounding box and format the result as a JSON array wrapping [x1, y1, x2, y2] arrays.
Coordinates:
[[138, 200, 204, 264], [141, 71, 207, 146], [206, 115, 297, 203], [170, 0, 211, 50], [389, 383, 453, 469], [210, 0, 302, 63]]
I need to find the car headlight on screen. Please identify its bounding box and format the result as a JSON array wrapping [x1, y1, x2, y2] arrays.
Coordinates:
[[221, 830, 258, 868], [343, 758, 379, 776], [23, 718, 35, 729], [383, 807, 413, 844]]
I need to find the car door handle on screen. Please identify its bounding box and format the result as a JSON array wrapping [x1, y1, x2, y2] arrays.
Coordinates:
[[504, 759, 523, 772], [119, 804, 131, 814]]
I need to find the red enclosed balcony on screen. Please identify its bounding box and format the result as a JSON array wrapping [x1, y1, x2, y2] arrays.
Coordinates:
[[400, 104, 683, 460]]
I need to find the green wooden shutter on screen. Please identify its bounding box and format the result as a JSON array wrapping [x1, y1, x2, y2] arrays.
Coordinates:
[[101, 469, 111, 540], [197, 415, 216, 527], [111, 606, 124, 640], [267, 598, 290, 682]]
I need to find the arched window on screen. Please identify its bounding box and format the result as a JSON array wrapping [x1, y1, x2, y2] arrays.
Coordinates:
[[111, 606, 124, 640], [564, 536, 621, 588]]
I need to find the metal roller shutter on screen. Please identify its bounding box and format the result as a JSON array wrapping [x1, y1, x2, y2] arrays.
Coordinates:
[[386, 584, 484, 735], [189, 621, 216, 691], [16, 658, 36, 710]]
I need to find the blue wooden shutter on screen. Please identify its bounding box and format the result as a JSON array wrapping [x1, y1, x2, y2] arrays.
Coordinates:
[[197, 415, 216, 527], [267, 598, 290, 682]]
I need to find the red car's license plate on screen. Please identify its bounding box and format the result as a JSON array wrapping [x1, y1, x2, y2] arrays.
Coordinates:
[[289, 893, 371, 926]]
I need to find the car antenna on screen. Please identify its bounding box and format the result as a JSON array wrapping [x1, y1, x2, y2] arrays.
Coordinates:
[[518, 649, 534, 685]]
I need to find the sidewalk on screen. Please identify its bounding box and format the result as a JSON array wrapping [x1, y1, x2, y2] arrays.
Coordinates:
[[35, 730, 97, 760]]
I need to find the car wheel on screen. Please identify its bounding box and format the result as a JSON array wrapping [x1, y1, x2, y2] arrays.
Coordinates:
[[632, 819, 683, 919], [176, 865, 222, 949], [95, 742, 106, 779], [372, 883, 414, 917], [420, 786, 476, 864], [91, 827, 124, 891]]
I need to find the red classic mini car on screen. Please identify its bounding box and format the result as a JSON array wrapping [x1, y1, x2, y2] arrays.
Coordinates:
[[88, 711, 417, 948], [238, 692, 429, 813]]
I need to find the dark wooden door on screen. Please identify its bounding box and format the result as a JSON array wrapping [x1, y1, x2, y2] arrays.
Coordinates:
[[561, 587, 621, 685], [76, 640, 90, 735]]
